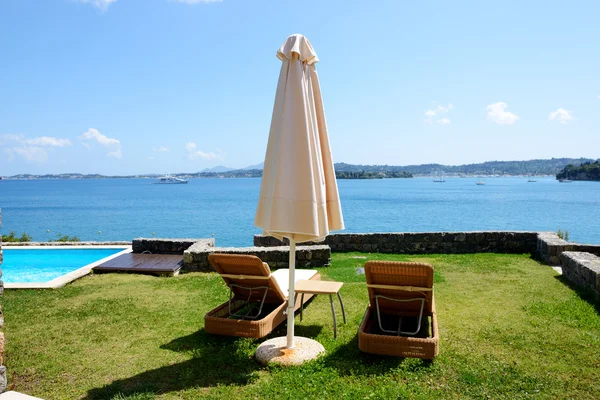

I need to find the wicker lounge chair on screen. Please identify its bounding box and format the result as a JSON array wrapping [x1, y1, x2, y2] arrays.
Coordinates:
[[358, 261, 439, 359], [204, 253, 321, 338]]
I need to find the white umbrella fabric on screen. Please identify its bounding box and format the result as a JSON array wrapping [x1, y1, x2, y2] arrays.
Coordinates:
[[255, 34, 344, 349]]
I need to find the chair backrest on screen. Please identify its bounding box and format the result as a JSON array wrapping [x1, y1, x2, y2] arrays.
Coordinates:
[[364, 261, 434, 314], [208, 253, 287, 303]]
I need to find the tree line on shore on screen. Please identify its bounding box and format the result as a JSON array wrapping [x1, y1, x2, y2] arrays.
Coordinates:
[[335, 170, 412, 179], [556, 160, 600, 181]]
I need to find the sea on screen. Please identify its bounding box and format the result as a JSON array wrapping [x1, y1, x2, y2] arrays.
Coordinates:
[[0, 177, 598, 247]]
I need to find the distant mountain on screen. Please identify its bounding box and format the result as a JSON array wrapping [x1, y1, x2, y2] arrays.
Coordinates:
[[242, 162, 264, 170], [199, 163, 263, 173], [201, 165, 235, 173]]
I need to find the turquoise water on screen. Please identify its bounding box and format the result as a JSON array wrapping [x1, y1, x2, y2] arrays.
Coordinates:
[[1, 248, 123, 283], [0, 177, 598, 246]]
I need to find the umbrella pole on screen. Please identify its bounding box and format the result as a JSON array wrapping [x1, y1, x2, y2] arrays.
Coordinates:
[[286, 238, 296, 348]]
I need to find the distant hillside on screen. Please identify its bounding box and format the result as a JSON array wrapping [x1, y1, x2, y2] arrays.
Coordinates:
[[5, 158, 595, 180], [200, 165, 234, 173], [556, 160, 600, 181], [335, 158, 594, 176]]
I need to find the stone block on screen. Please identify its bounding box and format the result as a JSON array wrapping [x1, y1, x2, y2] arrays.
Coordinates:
[[133, 238, 213, 255], [455, 232, 466, 242], [561, 251, 600, 299]]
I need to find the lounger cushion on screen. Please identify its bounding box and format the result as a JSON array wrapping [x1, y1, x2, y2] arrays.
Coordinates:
[[271, 269, 318, 298]]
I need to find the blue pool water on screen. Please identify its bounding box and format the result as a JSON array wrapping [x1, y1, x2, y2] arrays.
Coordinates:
[[0, 177, 598, 246], [1, 248, 124, 283]]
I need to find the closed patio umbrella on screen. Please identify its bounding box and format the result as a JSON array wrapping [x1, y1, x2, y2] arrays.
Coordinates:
[[255, 34, 344, 353]]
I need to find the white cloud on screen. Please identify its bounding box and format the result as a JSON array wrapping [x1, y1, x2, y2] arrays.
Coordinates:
[[153, 146, 170, 153], [76, 0, 117, 12], [108, 149, 122, 159], [173, 0, 223, 3], [80, 128, 120, 146], [0, 134, 71, 148], [8, 147, 49, 163], [79, 128, 122, 159], [548, 108, 573, 124], [425, 103, 453, 124], [435, 104, 453, 113], [26, 136, 72, 147], [185, 142, 226, 161], [486, 102, 519, 125], [75, 0, 222, 11], [0, 133, 72, 163]]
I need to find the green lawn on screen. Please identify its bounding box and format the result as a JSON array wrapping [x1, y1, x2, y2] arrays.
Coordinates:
[[3, 253, 600, 399]]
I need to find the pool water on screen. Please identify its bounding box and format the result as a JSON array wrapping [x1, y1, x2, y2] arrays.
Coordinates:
[[1, 248, 124, 283]]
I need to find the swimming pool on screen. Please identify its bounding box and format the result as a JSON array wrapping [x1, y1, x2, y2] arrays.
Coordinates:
[[1, 246, 130, 287]]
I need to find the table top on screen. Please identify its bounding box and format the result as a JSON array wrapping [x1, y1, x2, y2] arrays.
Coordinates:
[[295, 279, 344, 294]]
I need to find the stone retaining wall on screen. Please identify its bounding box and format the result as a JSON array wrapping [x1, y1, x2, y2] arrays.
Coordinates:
[[255, 231, 539, 255], [560, 251, 600, 300], [183, 244, 331, 272], [132, 238, 214, 255], [536, 232, 600, 265]]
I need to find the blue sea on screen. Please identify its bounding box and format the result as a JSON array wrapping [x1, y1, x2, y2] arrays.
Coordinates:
[[0, 177, 598, 246]]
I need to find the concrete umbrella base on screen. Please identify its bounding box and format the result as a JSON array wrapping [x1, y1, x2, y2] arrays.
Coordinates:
[[255, 336, 325, 366]]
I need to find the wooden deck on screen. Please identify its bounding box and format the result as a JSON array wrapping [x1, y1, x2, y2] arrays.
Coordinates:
[[93, 253, 183, 276]]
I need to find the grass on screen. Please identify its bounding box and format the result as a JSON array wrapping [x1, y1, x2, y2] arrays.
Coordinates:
[[3, 252, 600, 399]]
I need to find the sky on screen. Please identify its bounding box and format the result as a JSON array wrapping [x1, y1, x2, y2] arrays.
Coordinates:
[[0, 0, 599, 176]]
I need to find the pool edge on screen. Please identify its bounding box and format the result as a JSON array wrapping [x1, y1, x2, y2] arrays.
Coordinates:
[[3, 246, 132, 289]]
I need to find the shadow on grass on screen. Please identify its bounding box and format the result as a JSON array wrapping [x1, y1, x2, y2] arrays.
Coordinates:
[[292, 324, 324, 338], [554, 275, 600, 313], [321, 333, 434, 376], [84, 330, 261, 399], [85, 322, 325, 399]]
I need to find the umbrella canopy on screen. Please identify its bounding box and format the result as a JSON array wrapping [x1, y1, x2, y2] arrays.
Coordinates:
[[255, 34, 344, 349]]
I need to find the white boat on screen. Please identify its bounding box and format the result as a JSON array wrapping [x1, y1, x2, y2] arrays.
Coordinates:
[[476, 181, 485, 185], [155, 175, 188, 184]]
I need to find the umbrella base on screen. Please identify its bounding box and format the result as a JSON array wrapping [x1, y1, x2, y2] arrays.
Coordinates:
[[255, 336, 325, 366]]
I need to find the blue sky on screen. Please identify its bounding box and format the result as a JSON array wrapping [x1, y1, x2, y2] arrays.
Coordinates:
[[1, 0, 599, 176]]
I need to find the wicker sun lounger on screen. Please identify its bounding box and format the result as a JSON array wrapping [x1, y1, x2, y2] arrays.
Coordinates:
[[358, 261, 439, 359], [204, 253, 321, 338]]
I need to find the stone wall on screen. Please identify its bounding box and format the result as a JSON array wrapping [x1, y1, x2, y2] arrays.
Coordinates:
[[560, 251, 600, 300], [536, 232, 600, 265], [132, 238, 214, 255], [255, 231, 539, 255], [184, 244, 331, 272]]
